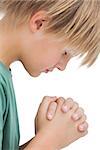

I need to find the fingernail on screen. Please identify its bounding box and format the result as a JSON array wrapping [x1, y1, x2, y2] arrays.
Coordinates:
[[72, 114, 79, 120], [62, 105, 68, 113], [47, 113, 53, 120], [79, 125, 85, 131]]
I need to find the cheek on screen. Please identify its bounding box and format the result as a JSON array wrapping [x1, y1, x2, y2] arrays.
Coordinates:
[[42, 54, 60, 68], [23, 38, 61, 70]]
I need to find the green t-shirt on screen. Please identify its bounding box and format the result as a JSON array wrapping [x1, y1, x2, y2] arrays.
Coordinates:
[[0, 61, 20, 150]]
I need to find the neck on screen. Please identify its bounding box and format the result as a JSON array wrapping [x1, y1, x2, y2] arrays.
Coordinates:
[[0, 20, 20, 69]]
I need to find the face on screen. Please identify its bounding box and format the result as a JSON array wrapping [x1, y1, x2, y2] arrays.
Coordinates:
[[18, 12, 73, 77], [20, 33, 73, 77]]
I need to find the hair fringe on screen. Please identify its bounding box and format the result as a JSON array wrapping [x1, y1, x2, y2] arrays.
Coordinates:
[[0, 0, 100, 67]]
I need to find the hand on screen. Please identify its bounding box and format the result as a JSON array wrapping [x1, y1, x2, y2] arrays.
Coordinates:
[[35, 96, 57, 134], [34, 96, 88, 150], [46, 97, 88, 132]]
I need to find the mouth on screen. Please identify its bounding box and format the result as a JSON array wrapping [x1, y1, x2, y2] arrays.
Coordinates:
[[44, 68, 54, 73], [44, 69, 50, 73]]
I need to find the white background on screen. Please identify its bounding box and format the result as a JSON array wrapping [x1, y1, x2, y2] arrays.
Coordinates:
[[0, 13, 100, 150], [11, 55, 100, 150]]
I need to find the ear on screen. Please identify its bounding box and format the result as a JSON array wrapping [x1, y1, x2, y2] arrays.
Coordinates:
[[29, 11, 49, 32]]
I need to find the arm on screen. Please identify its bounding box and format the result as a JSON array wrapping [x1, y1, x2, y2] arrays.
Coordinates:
[[22, 132, 56, 150]]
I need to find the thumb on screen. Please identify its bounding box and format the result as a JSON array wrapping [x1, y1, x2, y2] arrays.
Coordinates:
[[38, 96, 57, 115]]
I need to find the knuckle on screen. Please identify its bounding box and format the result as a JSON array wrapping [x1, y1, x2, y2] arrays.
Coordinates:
[[77, 108, 84, 114], [84, 122, 88, 128], [66, 98, 74, 107], [62, 100, 68, 106], [43, 96, 48, 99], [59, 97, 65, 100], [75, 102, 79, 106], [67, 97, 73, 102], [86, 123, 89, 128], [82, 115, 87, 121], [84, 114, 87, 120], [43, 96, 48, 100], [57, 97, 65, 103], [74, 102, 79, 108], [79, 107, 84, 112], [69, 102, 74, 107], [43, 96, 55, 103]]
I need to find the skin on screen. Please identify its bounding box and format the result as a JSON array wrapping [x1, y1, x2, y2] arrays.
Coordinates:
[[0, 11, 88, 149], [25, 96, 88, 150], [0, 11, 72, 77]]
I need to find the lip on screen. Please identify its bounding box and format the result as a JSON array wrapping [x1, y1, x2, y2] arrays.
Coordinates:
[[44, 68, 54, 73], [45, 69, 50, 73]]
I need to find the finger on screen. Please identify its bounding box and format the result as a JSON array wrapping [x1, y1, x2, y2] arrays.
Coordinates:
[[38, 96, 57, 116], [39, 96, 57, 110], [71, 107, 84, 121], [78, 122, 88, 132], [70, 102, 79, 113], [42, 96, 57, 105], [47, 102, 58, 120], [56, 97, 65, 110], [80, 130, 88, 138], [56, 97, 65, 104], [61, 98, 74, 113], [77, 114, 87, 124]]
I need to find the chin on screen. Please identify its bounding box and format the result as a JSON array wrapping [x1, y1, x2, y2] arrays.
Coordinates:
[[29, 71, 41, 77]]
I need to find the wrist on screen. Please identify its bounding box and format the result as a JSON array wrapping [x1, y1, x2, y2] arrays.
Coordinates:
[[24, 130, 59, 150], [33, 131, 56, 150], [34, 129, 59, 150]]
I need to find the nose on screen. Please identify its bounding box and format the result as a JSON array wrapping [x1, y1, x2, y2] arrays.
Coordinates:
[[56, 64, 66, 71], [55, 56, 71, 71]]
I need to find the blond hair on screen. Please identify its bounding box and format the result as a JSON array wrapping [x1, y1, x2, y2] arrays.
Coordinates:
[[0, 0, 100, 67]]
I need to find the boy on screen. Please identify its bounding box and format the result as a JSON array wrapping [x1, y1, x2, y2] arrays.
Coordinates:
[[0, 0, 99, 149]]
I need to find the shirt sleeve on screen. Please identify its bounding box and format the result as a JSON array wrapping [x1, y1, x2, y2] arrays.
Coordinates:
[[0, 83, 6, 150]]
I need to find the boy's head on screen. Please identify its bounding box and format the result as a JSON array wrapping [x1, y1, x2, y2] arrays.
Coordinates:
[[0, 0, 100, 77]]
